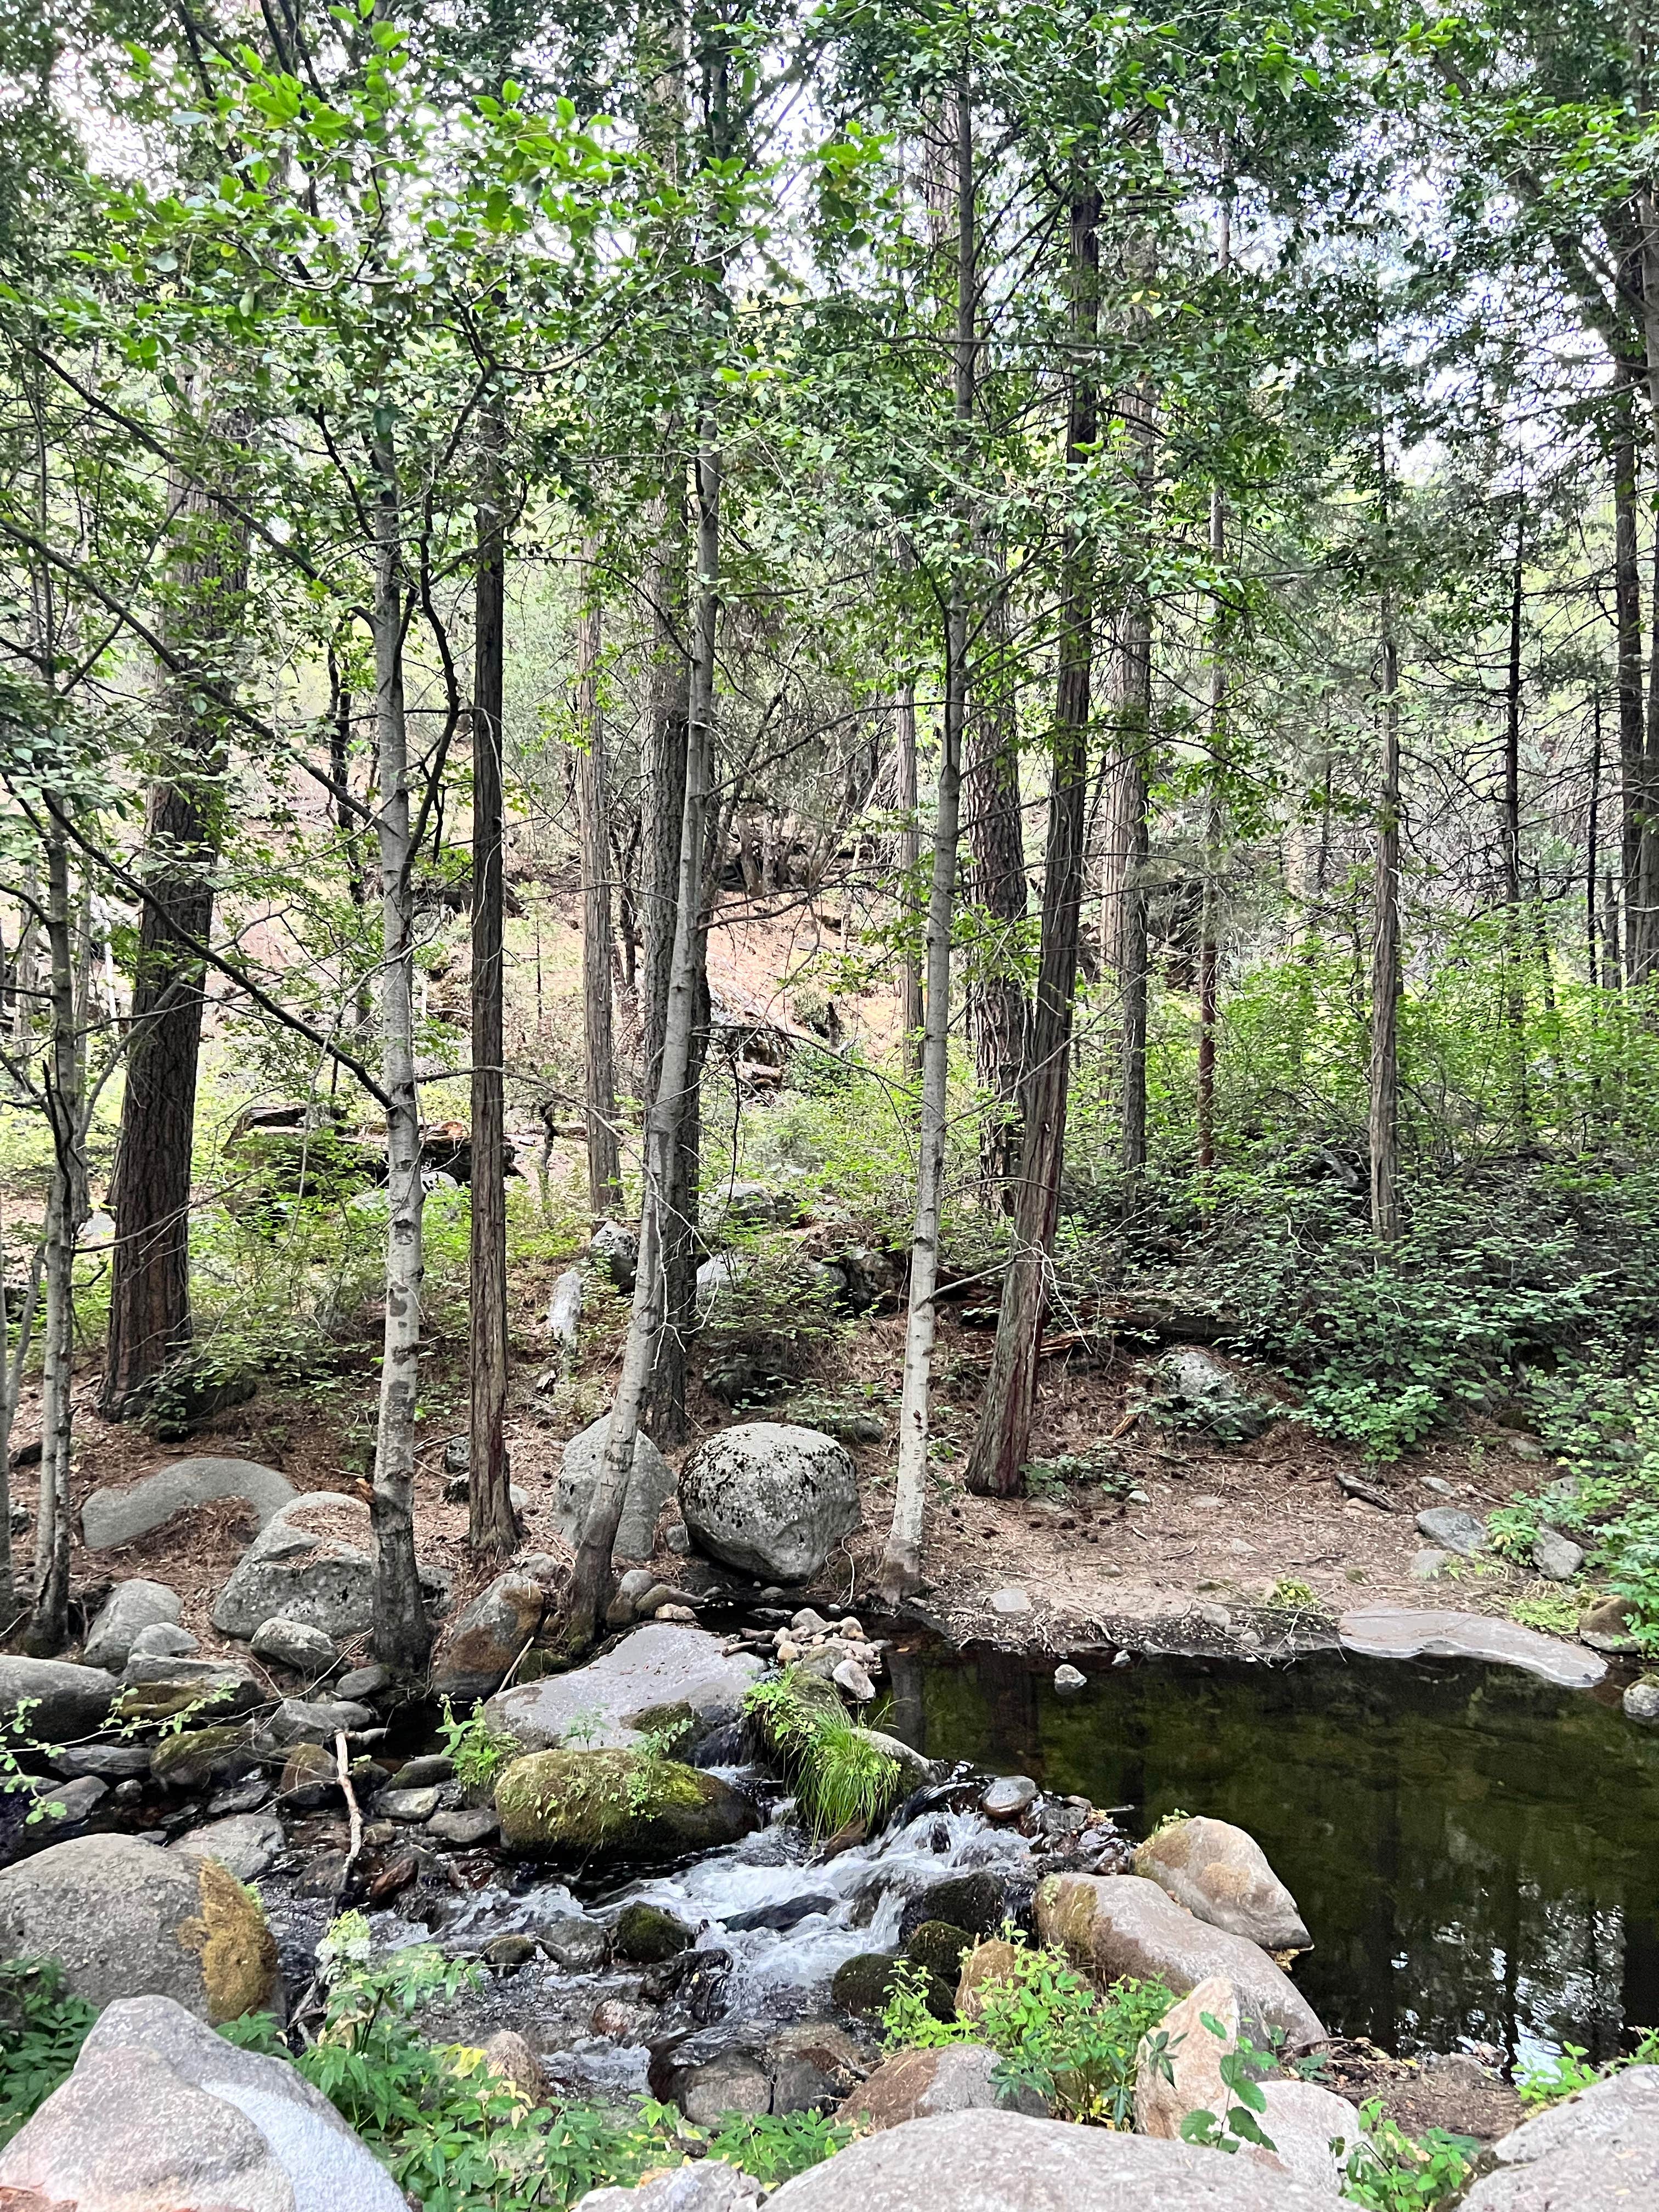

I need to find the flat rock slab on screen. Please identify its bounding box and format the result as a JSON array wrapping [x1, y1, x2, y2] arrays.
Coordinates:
[[1339, 1607, 1607, 1689], [82, 1458, 295, 1552], [486, 1622, 765, 1752]]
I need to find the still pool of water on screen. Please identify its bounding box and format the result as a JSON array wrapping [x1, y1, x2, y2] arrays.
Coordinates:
[[884, 1639, 1659, 2068]]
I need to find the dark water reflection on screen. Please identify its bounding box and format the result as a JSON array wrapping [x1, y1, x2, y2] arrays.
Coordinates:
[[888, 1641, 1659, 2067]]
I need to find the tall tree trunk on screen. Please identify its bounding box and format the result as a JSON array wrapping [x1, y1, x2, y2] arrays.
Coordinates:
[[966, 571, 1027, 1192], [369, 433, 431, 1669], [101, 444, 249, 1417], [1115, 602, 1152, 1180], [469, 402, 515, 1558], [565, 435, 719, 1652], [1613, 385, 1651, 983], [1370, 587, 1402, 1244], [578, 541, 623, 1215], [878, 76, 973, 1602], [1589, 693, 1602, 989], [1197, 189, 1232, 1175], [962, 184, 1098, 1503], [0, 1238, 42, 1632], [1503, 527, 1527, 1126], [896, 668, 924, 1077], [26, 824, 86, 1655]]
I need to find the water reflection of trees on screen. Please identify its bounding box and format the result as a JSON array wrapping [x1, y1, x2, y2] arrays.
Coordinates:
[[913, 1644, 1659, 2062]]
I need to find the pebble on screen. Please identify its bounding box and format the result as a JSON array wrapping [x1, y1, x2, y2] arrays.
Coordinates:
[[655, 1604, 698, 1624], [1111, 1649, 1132, 1668], [980, 1774, 1038, 1820], [988, 1587, 1032, 1616], [1053, 1663, 1087, 1694], [1419, 1476, 1455, 1495]]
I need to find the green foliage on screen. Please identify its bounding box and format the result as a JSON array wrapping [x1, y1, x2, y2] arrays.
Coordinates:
[[878, 1941, 1175, 2129], [742, 1668, 903, 1836], [1341, 2101, 1480, 2212], [625, 1716, 692, 1816], [1022, 1450, 1137, 1502], [0, 1699, 64, 1825], [1266, 1578, 1323, 1611], [697, 1244, 848, 1405], [701, 2109, 850, 2182], [0, 1960, 97, 2147], [437, 1701, 522, 1793], [1509, 1590, 1581, 1634], [1515, 2029, 1659, 2111]]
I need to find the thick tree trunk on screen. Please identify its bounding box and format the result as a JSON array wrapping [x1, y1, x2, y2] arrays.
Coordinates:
[[1370, 596, 1402, 1244], [101, 454, 249, 1417], [369, 436, 431, 1669], [963, 187, 1098, 1501], [1115, 605, 1152, 1180], [1503, 530, 1527, 1124], [896, 670, 924, 1077], [469, 403, 515, 1558], [966, 575, 1027, 1192], [878, 78, 973, 1603], [1197, 194, 1231, 1173], [1613, 388, 1651, 983], [26, 826, 86, 1655], [565, 436, 720, 1651], [578, 543, 623, 1216]]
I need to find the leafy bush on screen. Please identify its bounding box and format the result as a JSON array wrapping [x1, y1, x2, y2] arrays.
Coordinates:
[[437, 1700, 522, 1793], [702, 2109, 850, 2182], [0, 1960, 97, 2147], [1515, 2029, 1659, 2111], [1341, 2100, 1479, 2212]]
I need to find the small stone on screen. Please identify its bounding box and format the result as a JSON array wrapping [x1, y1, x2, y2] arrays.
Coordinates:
[[988, 1587, 1031, 1617], [83, 1580, 185, 1672], [1409, 1549, 1451, 1581], [127, 1623, 199, 1660], [170, 1811, 285, 1882], [377, 1785, 445, 1824], [205, 1779, 272, 1818], [980, 1775, 1037, 1821], [837, 1617, 865, 1640], [1532, 1526, 1584, 1582], [833, 1658, 875, 1702], [1415, 1506, 1489, 1558], [1512, 1437, 1546, 1462], [483, 1933, 537, 1971], [40, 1775, 108, 1822], [251, 1616, 339, 1673], [1419, 1476, 1455, 1495], [482, 2027, 545, 2102], [614, 1901, 697, 1962], [792, 1608, 832, 1635], [1112, 1650, 1132, 1668], [1127, 1487, 1150, 1504], [1581, 1594, 1641, 1654], [656, 1604, 698, 1624], [591, 1997, 647, 2041], [267, 1697, 374, 1745], [337, 1664, 392, 1700], [1054, 1663, 1087, 1694], [776, 1640, 800, 1664], [666, 1525, 693, 1554], [427, 1807, 500, 1846], [394, 1754, 455, 1790], [1624, 1679, 1659, 1725], [542, 1915, 608, 1972]]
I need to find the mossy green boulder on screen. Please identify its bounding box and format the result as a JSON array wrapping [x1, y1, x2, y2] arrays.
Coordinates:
[[613, 1901, 696, 1962], [150, 1725, 251, 1789], [494, 1750, 755, 1860], [906, 1919, 974, 1982], [830, 1951, 953, 2020]]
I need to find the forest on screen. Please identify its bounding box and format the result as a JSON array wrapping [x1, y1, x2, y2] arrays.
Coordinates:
[[4, 0, 1659, 2206]]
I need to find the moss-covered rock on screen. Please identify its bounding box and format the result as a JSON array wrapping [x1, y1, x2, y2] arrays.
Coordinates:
[[614, 1902, 696, 1962], [898, 1871, 1006, 1947], [830, 1952, 953, 2021], [149, 1725, 251, 1790], [494, 1750, 755, 1860], [906, 1920, 974, 1983]]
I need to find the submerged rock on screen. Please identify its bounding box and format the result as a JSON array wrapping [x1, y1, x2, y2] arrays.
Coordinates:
[[494, 1748, 756, 1859], [1133, 1815, 1311, 1952], [486, 1622, 764, 1753], [678, 1423, 861, 1583]]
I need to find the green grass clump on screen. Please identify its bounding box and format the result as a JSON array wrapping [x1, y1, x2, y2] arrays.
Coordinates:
[[743, 1667, 904, 1836]]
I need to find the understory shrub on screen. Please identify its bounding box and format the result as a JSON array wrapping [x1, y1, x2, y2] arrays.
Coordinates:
[[0, 1960, 96, 2148]]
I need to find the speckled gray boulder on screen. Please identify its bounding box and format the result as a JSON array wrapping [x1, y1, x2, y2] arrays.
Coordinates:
[[83, 1578, 183, 1671], [678, 1423, 860, 1583], [1465, 2064, 1659, 2209], [0, 1656, 116, 1741], [82, 1456, 295, 1551], [554, 1413, 676, 1562], [212, 1491, 375, 1639]]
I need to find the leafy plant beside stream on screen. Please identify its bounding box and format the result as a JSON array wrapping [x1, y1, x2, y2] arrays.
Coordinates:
[[742, 1666, 903, 1836]]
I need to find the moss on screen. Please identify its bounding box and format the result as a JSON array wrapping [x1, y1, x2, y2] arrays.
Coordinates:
[[831, 1951, 953, 2021], [613, 1902, 696, 1962], [906, 1920, 974, 1983], [177, 1857, 280, 2022], [493, 1749, 755, 1860], [149, 1725, 250, 1788], [515, 1646, 576, 1684], [115, 1685, 217, 1726], [628, 1700, 696, 1741], [898, 1871, 1005, 1946]]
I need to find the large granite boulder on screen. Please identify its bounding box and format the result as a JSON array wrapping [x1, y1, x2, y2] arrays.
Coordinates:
[[1035, 1874, 1325, 2050], [213, 1491, 385, 1639], [431, 1570, 545, 1701], [0, 1835, 278, 2022], [81, 1455, 295, 1551], [1338, 1607, 1606, 1688], [0, 1656, 116, 1741], [764, 2108, 1349, 2211], [82, 1578, 183, 1672], [486, 1621, 764, 1752], [1155, 1348, 1273, 1443], [837, 2046, 1046, 2133], [1464, 2064, 1659, 2209], [577, 2163, 763, 2212], [170, 1812, 286, 1884], [554, 1413, 676, 1562], [1133, 1816, 1311, 1951], [494, 1748, 757, 1860], [0, 1993, 404, 2210], [678, 1423, 860, 1583]]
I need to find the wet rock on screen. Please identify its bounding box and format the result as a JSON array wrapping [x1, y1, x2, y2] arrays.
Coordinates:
[[1053, 1664, 1087, 1694], [1339, 1607, 1606, 1688], [543, 1914, 610, 1971], [1157, 1347, 1273, 1443], [396, 1754, 456, 1789], [981, 1775, 1037, 1821], [0, 1993, 404, 2210], [81, 1457, 295, 1552], [590, 1219, 639, 1291], [128, 1622, 200, 1660], [1414, 1506, 1489, 1558], [765, 2108, 1352, 2211], [483, 1933, 539, 1971], [377, 1785, 446, 1823], [212, 1491, 380, 1639], [608, 1566, 663, 1627], [1133, 1975, 1237, 2138], [250, 1615, 338, 1673], [1466, 2063, 1659, 2210], [1624, 1680, 1659, 1725], [149, 1724, 255, 1791], [37, 1776, 107, 1824], [428, 1808, 500, 1846], [988, 1588, 1031, 1617], [838, 2045, 1046, 2134], [170, 1811, 285, 1883], [956, 1938, 1023, 2022], [679, 1423, 861, 1583], [494, 1749, 757, 1860], [0, 1656, 116, 1740], [615, 1901, 697, 1962], [592, 1996, 648, 2040], [554, 1413, 676, 1563], [431, 1571, 546, 1701], [725, 1893, 839, 1934], [1532, 1527, 1584, 1582], [831, 1953, 949, 2019], [267, 1696, 375, 1746], [1134, 1815, 1311, 1951], [487, 1622, 764, 1753], [899, 1871, 1008, 1946], [82, 1579, 183, 1672], [205, 1778, 273, 1819], [0, 1836, 278, 2021], [1035, 1873, 1325, 2050], [675, 2043, 772, 2126], [907, 1921, 974, 1982]]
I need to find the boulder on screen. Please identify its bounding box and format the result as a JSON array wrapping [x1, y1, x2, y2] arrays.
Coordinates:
[[81, 1455, 296, 1551], [486, 1622, 764, 1752], [1532, 1527, 1584, 1582], [679, 1423, 861, 1583], [544, 1915, 610, 1972], [1465, 2065, 1659, 2210], [576, 2162, 765, 2212], [250, 1615, 338, 1673], [150, 1724, 256, 1790], [1580, 1594, 1642, 1655], [129, 1622, 200, 1660], [82, 1579, 182, 1671], [1133, 1816, 1311, 1951], [957, 1938, 1024, 2022], [1035, 1874, 1325, 2050], [266, 1696, 374, 1745], [1157, 1348, 1272, 1443], [981, 1775, 1037, 1821], [553, 1413, 676, 1563], [899, 1871, 1008, 1945], [590, 1220, 639, 1291], [0, 1992, 404, 2210], [831, 1953, 935, 2018], [1134, 1976, 1238, 2140], [494, 1748, 757, 1859], [431, 1571, 545, 1701], [212, 1491, 380, 1639], [1413, 1506, 1489, 1558], [1338, 1607, 1606, 1688], [0, 1656, 116, 1741], [1250, 2079, 1367, 2197], [170, 1812, 285, 1883], [38, 1775, 107, 1824], [614, 1901, 697, 1962], [764, 2108, 1350, 2211], [838, 2046, 1046, 2133], [0, 1835, 278, 2021]]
